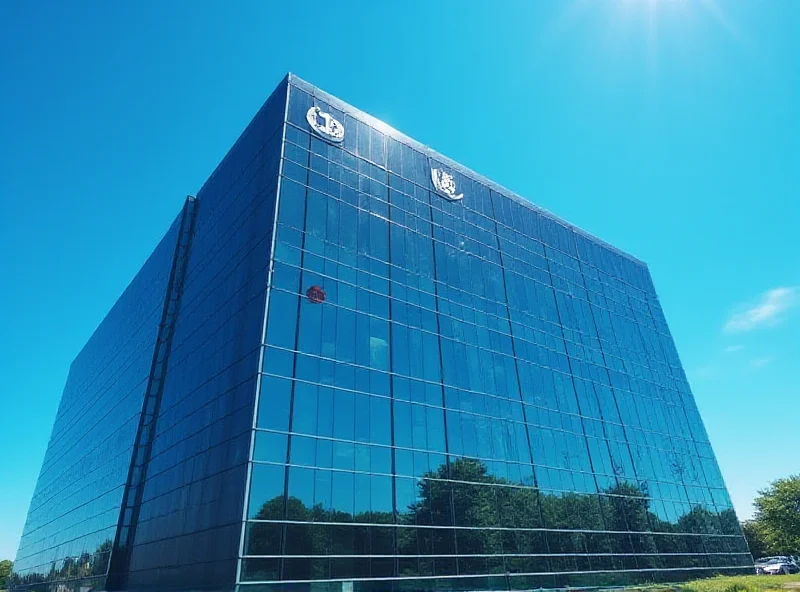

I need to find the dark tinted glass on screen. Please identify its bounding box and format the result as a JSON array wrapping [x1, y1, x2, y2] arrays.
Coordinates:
[[240, 77, 751, 591], [11, 79, 290, 592], [10, 215, 183, 592]]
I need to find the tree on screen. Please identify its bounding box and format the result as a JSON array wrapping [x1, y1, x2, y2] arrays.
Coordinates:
[[753, 475, 800, 555], [741, 520, 769, 559], [0, 559, 13, 589]]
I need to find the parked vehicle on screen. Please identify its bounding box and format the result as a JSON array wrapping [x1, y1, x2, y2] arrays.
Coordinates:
[[755, 556, 800, 575]]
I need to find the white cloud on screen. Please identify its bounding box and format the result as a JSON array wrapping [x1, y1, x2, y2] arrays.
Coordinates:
[[724, 345, 744, 353], [724, 287, 799, 333], [748, 357, 773, 370]]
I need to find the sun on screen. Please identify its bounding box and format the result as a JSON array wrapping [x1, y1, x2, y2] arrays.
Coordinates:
[[542, 0, 745, 78]]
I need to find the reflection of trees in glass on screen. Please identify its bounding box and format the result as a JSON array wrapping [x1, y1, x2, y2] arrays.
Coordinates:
[[9, 539, 112, 589], [245, 457, 747, 581]]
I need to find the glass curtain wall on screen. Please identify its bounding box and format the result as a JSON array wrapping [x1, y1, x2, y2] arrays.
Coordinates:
[[239, 78, 751, 591]]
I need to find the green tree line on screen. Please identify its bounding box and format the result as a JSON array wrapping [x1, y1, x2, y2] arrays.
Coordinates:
[[1, 559, 13, 590], [741, 475, 800, 559]]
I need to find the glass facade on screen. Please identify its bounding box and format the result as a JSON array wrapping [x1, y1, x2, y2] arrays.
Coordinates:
[[241, 77, 752, 591], [11, 74, 751, 592], [11, 211, 183, 591]]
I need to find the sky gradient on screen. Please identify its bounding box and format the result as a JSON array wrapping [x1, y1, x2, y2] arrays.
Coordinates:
[[1, 0, 798, 561]]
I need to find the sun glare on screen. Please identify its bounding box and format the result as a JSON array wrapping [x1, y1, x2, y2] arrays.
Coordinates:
[[544, 0, 743, 67]]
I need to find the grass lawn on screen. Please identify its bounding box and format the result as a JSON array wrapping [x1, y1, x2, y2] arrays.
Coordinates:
[[7, 576, 800, 592], [629, 574, 800, 592]]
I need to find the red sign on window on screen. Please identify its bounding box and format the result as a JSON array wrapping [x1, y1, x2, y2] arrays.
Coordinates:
[[306, 285, 326, 304]]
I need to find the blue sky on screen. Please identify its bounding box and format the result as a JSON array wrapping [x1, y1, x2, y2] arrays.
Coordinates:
[[1, 0, 798, 561]]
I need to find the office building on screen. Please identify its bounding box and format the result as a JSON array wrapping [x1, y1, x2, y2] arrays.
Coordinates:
[[10, 74, 752, 592]]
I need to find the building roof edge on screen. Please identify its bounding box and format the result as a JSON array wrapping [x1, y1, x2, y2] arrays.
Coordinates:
[[288, 74, 646, 267]]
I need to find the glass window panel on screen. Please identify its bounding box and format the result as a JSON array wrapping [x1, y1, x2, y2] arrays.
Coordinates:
[[369, 395, 391, 446], [253, 431, 288, 463], [265, 291, 299, 348], [290, 435, 317, 466], [371, 475, 394, 521], [331, 471, 355, 521], [316, 386, 334, 437], [394, 401, 412, 448], [354, 443, 370, 473], [315, 437, 333, 469], [245, 522, 282, 556], [284, 523, 313, 555], [371, 445, 392, 474], [240, 558, 280, 582], [262, 346, 294, 377], [332, 389, 355, 441], [283, 558, 312, 582], [314, 469, 333, 515], [248, 464, 285, 519], [277, 179, 307, 228], [332, 440, 355, 471], [289, 387, 317, 434], [286, 466, 314, 519], [257, 376, 292, 431]]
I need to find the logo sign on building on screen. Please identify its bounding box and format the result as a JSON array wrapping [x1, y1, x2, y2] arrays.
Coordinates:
[[306, 285, 326, 304], [431, 168, 463, 202], [306, 106, 344, 143]]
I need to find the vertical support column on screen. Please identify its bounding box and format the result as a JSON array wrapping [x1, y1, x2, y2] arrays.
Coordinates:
[[277, 122, 309, 582], [236, 82, 292, 587], [107, 196, 198, 590]]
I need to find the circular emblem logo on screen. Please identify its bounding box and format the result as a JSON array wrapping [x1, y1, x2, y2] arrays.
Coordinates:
[[431, 168, 464, 201], [306, 285, 326, 304], [306, 106, 344, 143]]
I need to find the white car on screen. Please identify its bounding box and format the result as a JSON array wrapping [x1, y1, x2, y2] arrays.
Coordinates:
[[755, 556, 800, 575]]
